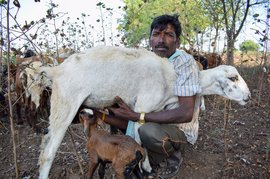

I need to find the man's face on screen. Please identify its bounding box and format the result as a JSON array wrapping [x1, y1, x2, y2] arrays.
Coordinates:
[[149, 24, 179, 58]]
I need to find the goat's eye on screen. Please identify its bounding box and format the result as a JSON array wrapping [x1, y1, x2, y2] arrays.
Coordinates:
[[228, 76, 238, 82]]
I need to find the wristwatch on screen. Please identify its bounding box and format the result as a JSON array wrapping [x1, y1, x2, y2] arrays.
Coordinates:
[[138, 112, 145, 124]]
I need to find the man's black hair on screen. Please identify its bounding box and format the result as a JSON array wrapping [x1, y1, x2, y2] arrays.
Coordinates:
[[150, 14, 181, 39]]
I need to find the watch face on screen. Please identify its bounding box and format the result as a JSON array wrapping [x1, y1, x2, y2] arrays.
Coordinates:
[[138, 119, 145, 124], [139, 112, 145, 124]]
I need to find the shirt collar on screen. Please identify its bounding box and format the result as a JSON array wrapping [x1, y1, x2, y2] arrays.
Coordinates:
[[168, 49, 181, 62]]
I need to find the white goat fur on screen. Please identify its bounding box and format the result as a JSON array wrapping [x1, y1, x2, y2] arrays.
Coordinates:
[[20, 61, 52, 108], [37, 46, 250, 179]]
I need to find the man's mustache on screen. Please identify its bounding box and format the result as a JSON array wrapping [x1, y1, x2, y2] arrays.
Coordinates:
[[155, 44, 169, 49]]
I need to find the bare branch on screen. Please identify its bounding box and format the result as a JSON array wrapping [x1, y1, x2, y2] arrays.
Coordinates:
[[234, 0, 250, 39]]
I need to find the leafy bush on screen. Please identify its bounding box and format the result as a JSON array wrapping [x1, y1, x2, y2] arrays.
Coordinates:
[[239, 40, 260, 53]]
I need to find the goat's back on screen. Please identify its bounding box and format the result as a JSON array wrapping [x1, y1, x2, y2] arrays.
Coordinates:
[[87, 131, 145, 162], [43, 46, 178, 112]]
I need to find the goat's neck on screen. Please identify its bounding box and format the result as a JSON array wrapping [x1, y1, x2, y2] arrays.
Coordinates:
[[200, 68, 223, 96], [88, 124, 98, 138], [88, 124, 107, 138]]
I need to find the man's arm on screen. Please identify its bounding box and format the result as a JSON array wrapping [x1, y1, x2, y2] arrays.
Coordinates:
[[144, 95, 196, 123], [94, 110, 128, 130], [108, 95, 196, 124]]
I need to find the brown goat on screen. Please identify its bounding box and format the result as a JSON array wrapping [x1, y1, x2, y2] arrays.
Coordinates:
[[204, 53, 223, 68], [183, 48, 223, 69], [12, 62, 50, 133], [79, 108, 145, 179]]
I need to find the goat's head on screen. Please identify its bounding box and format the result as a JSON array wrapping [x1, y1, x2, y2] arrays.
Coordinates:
[[33, 63, 53, 88], [213, 65, 251, 105], [79, 108, 96, 137]]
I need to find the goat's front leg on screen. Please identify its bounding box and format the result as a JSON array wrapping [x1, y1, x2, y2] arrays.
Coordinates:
[[87, 152, 99, 179], [134, 122, 152, 173]]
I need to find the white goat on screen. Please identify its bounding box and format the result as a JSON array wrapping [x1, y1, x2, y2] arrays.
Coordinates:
[[20, 61, 52, 108], [37, 46, 250, 179]]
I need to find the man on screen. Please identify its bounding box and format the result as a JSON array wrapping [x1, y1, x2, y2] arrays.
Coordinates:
[[96, 14, 201, 178]]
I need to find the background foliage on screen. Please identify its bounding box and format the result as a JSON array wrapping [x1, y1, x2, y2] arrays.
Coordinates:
[[239, 40, 260, 53]]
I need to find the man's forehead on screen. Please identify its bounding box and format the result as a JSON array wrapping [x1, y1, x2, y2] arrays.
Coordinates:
[[153, 24, 175, 32]]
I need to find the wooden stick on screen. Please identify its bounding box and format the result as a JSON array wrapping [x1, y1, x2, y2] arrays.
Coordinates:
[[6, 0, 19, 177], [68, 127, 84, 175], [223, 99, 229, 160]]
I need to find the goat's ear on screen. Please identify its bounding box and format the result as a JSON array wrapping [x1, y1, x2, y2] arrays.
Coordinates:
[[81, 118, 90, 137], [79, 116, 84, 124], [79, 110, 85, 123], [79, 111, 90, 136]]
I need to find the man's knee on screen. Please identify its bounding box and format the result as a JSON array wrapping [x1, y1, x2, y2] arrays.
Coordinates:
[[138, 122, 160, 140], [139, 123, 187, 151]]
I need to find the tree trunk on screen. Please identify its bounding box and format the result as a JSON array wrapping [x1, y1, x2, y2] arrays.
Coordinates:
[[212, 27, 219, 53], [200, 32, 204, 52], [208, 27, 212, 52], [226, 31, 235, 65]]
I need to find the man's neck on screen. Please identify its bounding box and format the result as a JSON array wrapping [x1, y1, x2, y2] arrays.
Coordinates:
[[168, 50, 180, 62]]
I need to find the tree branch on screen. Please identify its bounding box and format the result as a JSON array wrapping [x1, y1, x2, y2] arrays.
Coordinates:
[[221, 0, 229, 31], [234, 0, 250, 39]]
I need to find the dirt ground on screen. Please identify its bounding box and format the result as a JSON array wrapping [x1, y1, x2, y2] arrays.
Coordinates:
[[0, 64, 269, 179]]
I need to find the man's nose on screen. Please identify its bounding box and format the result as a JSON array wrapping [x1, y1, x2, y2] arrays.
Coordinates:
[[157, 34, 165, 43]]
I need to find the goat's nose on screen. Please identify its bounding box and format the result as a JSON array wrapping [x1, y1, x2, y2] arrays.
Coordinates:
[[244, 94, 251, 102]]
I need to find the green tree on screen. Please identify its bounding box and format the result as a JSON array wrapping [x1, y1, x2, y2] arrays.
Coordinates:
[[118, 0, 210, 47], [221, 0, 268, 65], [200, 0, 224, 53], [239, 40, 260, 53]]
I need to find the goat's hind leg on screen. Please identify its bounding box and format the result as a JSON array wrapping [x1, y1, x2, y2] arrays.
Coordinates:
[[134, 123, 152, 174], [119, 150, 144, 179], [38, 102, 79, 179], [98, 160, 106, 179], [132, 151, 144, 179]]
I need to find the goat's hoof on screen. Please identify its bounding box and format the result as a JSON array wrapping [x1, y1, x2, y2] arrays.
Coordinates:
[[142, 169, 156, 179], [41, 128, 49, 135]]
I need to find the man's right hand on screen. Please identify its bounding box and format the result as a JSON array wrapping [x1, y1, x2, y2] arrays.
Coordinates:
[[108, 96, 140, 122]]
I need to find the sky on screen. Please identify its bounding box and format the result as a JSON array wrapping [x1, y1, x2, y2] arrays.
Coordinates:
[[15, 0, 124, 25], [6, 0, 125, 49], [237, 5, 269, 50], [4, 0, 269, 52]]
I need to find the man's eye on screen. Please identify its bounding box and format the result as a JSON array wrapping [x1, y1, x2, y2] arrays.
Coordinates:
[[165, 33, 174, 37]]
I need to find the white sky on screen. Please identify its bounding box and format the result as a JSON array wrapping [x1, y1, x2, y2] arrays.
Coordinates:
[[6, 0, 125, 49], [4, 0, 269, 52], [15, 0, 124, 24]]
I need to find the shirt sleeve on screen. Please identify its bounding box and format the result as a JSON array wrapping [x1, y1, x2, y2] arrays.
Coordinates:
[[173, 52, 201, 96]]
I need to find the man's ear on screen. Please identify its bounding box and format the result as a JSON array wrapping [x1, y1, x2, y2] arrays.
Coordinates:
[[176, 39, 180, 48], [149, 38, 153, 48]]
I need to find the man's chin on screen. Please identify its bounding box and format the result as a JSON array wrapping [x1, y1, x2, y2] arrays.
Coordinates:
[[154, 50, 168, 58]]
